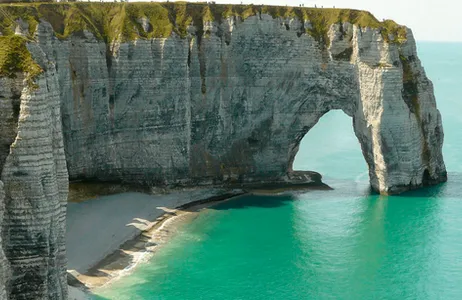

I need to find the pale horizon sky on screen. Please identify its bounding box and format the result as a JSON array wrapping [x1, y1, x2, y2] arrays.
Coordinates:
[[135, 0, 461, 42]]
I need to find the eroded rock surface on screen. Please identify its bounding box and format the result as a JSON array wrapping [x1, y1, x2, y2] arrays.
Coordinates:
[[0, 52, 68, 299], [0, 181, 8, 300], [0, 3, 447, 299], [46, 16, 445, 193]]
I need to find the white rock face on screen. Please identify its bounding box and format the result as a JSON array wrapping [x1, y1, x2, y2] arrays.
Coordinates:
[[0, 12, 447, 300], [32, 15, 445, 193], [0, 44, 69, 298], [0, 181, 8, 300]]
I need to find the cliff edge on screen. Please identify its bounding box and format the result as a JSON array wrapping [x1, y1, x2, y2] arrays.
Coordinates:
[[0, 2, 447, 299]]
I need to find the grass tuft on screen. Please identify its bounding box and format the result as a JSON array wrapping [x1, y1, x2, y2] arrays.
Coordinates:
[[0, 35, 42, 80]]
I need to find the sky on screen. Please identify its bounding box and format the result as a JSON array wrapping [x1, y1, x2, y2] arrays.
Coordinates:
[[149, 0, 462, 41]]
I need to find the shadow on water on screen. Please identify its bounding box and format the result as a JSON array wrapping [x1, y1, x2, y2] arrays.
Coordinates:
[[206, 185, 369, 211], [398, 183, 448, 198], [91, 296, 110, 300], [207, 171, 462, 212], [210, 193, 298, 210], [396, 172, 462, 199]]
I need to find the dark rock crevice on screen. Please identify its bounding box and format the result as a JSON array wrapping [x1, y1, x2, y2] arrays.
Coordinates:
[[0, 86, 21, 178]]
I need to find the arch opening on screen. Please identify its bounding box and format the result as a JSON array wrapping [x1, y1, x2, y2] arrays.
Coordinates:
[[291, 110, 368, 186]]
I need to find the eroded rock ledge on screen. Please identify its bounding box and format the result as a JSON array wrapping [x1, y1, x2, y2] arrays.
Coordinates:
[[0, 3, 447, 299]]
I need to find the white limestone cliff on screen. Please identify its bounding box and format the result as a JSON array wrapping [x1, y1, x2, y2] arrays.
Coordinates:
[[0, 56, 68, 299], [41, 15, 444, 193], [0, 181, 7, 300], [0, 4, 446, 299]]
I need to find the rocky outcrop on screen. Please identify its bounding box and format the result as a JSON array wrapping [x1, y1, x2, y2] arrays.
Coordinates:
[[0, 3, 447, 299], [0, 52, 69, 298]]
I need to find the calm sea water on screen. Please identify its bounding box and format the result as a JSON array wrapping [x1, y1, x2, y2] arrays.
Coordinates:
[[94, 42, 462, 300]]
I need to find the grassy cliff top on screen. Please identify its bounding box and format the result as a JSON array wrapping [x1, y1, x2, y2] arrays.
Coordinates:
[[0, 2, 407, 42], [0, 2, 406, 79]]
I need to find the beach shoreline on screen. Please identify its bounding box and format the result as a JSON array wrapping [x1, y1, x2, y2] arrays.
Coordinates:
[[68, 189, 247, 298], [67, 180, 331, 299]]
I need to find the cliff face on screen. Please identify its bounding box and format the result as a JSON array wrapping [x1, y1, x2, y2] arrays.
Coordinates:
[[52, 16, 445, 192], [0, 181, 7, 299], [0, 51, 68, 299], [0, 3, 447, 299]]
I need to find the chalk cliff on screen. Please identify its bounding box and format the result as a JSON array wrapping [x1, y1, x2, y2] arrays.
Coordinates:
[[0, 2, 447, 299], [0, 181, 7, 299], [0, 52, 68, 299]]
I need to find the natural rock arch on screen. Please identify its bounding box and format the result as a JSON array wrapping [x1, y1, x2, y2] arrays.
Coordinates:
[[47, 15, 446, 195], [287, 109, 365, 176], [0, 5, 448, 299]]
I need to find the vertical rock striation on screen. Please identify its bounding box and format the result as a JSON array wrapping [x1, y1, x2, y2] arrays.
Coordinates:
[[0, 3, 447, 299], [349, 26, 446, 193], [0, 41, 69, 298], [0, 180, 8, 300], [44, 15, 445, 194]]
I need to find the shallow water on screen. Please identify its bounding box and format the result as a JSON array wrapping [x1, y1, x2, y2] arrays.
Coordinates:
[[94, 42, 462, 299]]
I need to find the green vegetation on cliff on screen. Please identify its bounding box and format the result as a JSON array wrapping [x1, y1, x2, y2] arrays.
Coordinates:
[[0, 2, 407, 44], [0, 35, 42, 79]]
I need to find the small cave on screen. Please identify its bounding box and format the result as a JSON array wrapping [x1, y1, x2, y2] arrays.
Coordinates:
[[422, 169, 431, 186]]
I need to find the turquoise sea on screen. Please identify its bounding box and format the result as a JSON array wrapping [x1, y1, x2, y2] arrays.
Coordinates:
[[94, 42, 462, 299]]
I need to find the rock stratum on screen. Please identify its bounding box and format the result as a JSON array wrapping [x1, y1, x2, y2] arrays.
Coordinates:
[[0, 2, 447, 299]]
